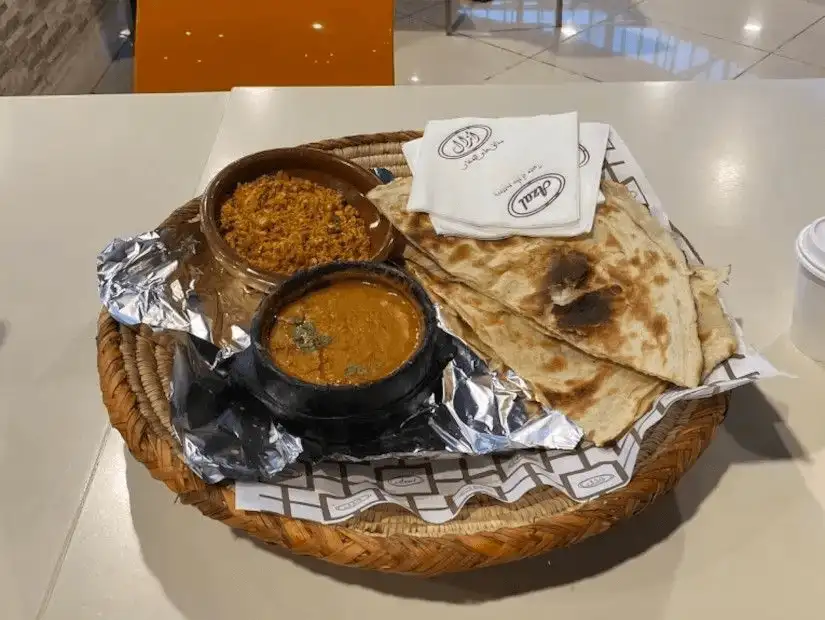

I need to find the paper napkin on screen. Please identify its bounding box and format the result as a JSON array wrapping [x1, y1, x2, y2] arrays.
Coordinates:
[[407, 114, 581, 230]]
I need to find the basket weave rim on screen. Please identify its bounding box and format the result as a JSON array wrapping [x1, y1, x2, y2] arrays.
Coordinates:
[[96, 130, 729, 575]]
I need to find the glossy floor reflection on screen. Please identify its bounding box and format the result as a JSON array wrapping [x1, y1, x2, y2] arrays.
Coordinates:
[[80, 0, 825, 93], [394, 0, 825, 84]]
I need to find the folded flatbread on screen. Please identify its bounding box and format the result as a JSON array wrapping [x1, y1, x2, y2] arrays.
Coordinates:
[[369, 178, 704, 387], [405, 247, 669, 446], [690, 266, 738, 377]]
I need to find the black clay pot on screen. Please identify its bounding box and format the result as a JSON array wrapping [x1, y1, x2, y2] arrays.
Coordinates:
[[246, 262, 452, 450]]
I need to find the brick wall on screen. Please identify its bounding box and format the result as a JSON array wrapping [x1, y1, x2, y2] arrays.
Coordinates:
[[0, 0, 118, 95]]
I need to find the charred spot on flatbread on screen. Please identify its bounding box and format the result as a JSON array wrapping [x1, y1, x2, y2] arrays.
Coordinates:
[[551, 286, 620, 332], [522, 250, 593, 313], [549, 250, 591, 290]]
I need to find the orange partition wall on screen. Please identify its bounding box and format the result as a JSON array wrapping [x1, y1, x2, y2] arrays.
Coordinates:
[[134, 1, 394, 93]]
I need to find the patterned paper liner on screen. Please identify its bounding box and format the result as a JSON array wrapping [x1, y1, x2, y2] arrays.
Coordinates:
[[235, 129, 777, 525]]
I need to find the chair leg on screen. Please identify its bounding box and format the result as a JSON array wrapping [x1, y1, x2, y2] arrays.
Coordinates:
[[556, 0, 563, 28], [445, 0, 467, 35]]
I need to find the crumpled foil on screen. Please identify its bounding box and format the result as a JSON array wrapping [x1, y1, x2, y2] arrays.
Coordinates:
[[97, 178, 584, 484], [97, 205, 258, 355]]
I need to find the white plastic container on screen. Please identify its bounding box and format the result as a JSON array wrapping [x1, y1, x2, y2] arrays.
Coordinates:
[[790, 216, 825, 363]]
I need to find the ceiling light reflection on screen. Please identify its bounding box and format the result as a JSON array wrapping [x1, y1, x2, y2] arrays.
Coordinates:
[[714, 154, 744, 187], [743, 21, 762, 33]]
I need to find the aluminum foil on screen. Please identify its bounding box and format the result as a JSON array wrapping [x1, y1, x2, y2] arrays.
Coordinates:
[[97, 202, 258, 355], [97, 177, 584, 484]]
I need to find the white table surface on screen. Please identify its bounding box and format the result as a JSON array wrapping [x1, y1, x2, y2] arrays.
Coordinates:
[[0, 92, 228, 620], [2, 83, 824, 620]]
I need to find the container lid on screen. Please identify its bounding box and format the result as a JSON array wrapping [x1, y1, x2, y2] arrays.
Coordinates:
[[797, 216, 825, 280]]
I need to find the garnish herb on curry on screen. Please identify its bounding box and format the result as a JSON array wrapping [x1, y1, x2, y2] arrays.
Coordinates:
[[268, 279, 423, 386], [285, 317, 332, 353]]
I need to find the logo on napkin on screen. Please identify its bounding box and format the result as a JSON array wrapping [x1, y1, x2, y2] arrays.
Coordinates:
[[437, 124, 494, 159], [508, 173, 566, 218], [579, 144, 590, 167]]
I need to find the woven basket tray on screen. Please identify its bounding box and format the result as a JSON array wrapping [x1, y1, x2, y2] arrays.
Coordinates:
[[96, 131, 728, 576]]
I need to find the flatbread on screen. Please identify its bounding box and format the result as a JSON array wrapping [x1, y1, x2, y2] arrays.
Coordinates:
[[369, 178, 703, 387], [690, 266, 738, 377], [408, 245, 737, 379], [405, 249, 668, 446], [433, 292, 501, 371]]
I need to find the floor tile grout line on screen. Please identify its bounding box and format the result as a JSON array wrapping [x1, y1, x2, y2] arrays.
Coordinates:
[[771, 50, 825, 69], [726, 9, 825, 78], [633, 13, 824, 55], [35, 426, 112, 620], [731, 51, 771, 80], [479, 44, 599, 83], [398, 6, 617, 83], [435, 29, 536, 74], [397, 2, 442, 20], [602, 16, 776, 54], [563, 5, 825, 57], [734, 51, 825, 79], [80, 0, 132, 94], [481, 53, 587, 82], [523, 50, 601, 82], [523, 13, 800, 77], [425, 0, 667, 68], [521, 29, 603, 83], [524, 11, 781, 82], [90, 36, 130, 94], [483, 54, 535, 81], [399, 0, 675, 62], [410, 7, 611, 62], [444, 28, 555, 60], [634, 0, 825, 52], [770, 14, 825, 60]]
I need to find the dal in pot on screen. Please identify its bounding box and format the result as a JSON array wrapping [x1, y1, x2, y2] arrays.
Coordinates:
[[268, 278, 423, 385]]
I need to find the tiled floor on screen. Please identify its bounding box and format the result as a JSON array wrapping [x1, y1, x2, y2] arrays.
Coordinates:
[[75, 0, 825, 92], [93, 39, 135, 94]]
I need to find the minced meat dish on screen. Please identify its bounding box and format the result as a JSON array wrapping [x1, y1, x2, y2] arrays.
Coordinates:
[[219, 172, 371, 275]]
